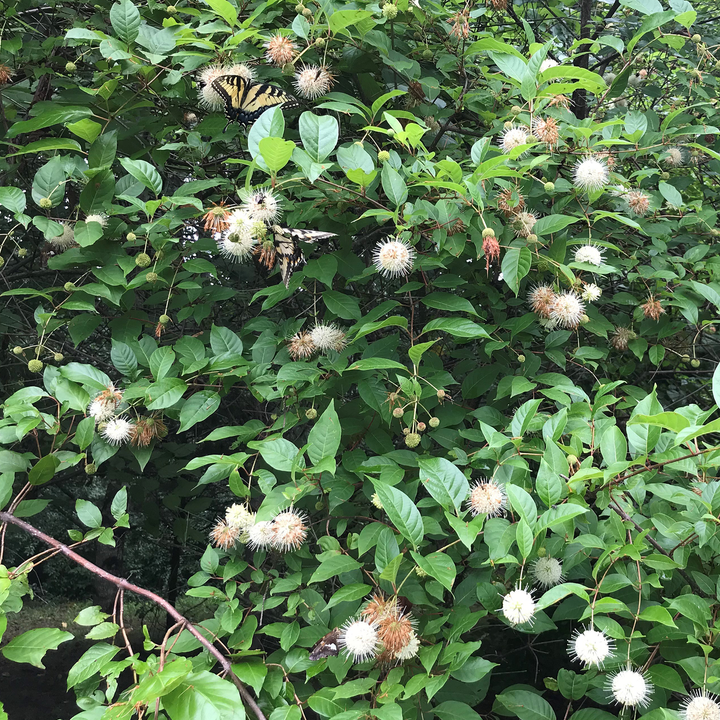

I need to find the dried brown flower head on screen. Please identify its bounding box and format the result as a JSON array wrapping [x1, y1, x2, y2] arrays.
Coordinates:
[[626, 190, 650, 216], [288, 332, 316, 360], [202, 202, 231, 233], [528, 285, 557, 318], [0, 64, 13, 85], [482, 235, 501, 272], [611, 327, 636, 351], [449, 10, 470, 39], [255, 239, 277, 269], [265, 35, 297, 66], [532, 116, 560, 150], [377, 612, 415, 654], [210, 519, 240, 550], [497, 187, 525, 216], [642, 296, 665, 321], [547, 94, 571, 109]]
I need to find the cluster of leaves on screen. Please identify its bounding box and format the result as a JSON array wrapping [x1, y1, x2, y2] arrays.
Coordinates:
[[1, 0, 720, 719]]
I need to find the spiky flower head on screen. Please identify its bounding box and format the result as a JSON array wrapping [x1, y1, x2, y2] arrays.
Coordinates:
[[210, 519, 240, 550], [528, 285, 557, 318], [265, 34, 297, 66], [371, 493, 384, 510], [131, 416, 166, 447], [681, 692, 720, 720], [502, 585, 536, 626], [202, 202, 231, 234], [88, 399, 115, 422], [532, 556, 564, 588], [288, 332, 316, 360], [377, 611, 415, 654], [468, 479, 507, 517], [532, 116, 560, 149], [339, 618, 380, 663], [395, 631, 420, 661], [626, 190, 650, 216], [582, 283, 602, 302], [242, 189, 281, 223], [226, 209, 255, 241], [497, 187, 525, 216], [373, 237, 416, 278], [574, 244, 604, 267], [482, 234, 501, 272], [0, 64, 13, 85], [642, 296, 664, 321], [664, 147, 685, 166], [500, 125, 531, 154], [607, 666, 654, 707], [247, 520, 275, 550], [550, 291, 585, 329], [101, 417, 134, 445], [197, 64, 230, 110], [270, 508, 308, 552], [568, 627, 614, 668], [49, 223, 76, 250], [361, 593, 398, 624], [611, 326, 636, 351], [226, 504, 255, 532], [294, 64, 334, 100], [218, 233, 257, 262], [310, 323, 346, 352], [85, 214, 108, 227], [449, 10, 470, 39], [573, 156, 610, 192], [511, 211, 538, 238]]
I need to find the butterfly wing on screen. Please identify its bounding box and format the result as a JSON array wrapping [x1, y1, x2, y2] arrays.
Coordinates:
[[211, 75, 299, 126], [309, 629, 340, 660], [274, 227, 337, 288]]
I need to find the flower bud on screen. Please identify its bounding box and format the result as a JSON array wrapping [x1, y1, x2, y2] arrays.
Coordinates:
[[17, 248, 27, 257], [53, 353, 64, 362], [392, 407, 404, 418], [12, 346, 23, 355], [305, 408, 318, 420], [415, 566, 428, 577], [537, 546, 547, 557], [437, 389, 446, 399], [85, 463, 97, 475], [145, 272, 159, 283], [405, 432, 421, 448], [126, 232, 137, 241], [428, 417, 440, 428], [511, 105, 522, 115], [315, 37, 325, 46], [691, 358, 700, 368], [28, 359, 43, 373], [422, 48, 433, 59], [482, 228, 495, 239], [39, 197, 53, 209], [544, 181, 555, 192], [302, 7, 312, 16], [295, 2, 305, 11], [64, 282, 76, 292], [166, 4, 177, 12], [518, 354, 526, 362], [282, 62, 296, 75], [691, 34, 702, 43], [378, 150, 391, 162], [65, 62, 77, 73], [135, 252, 151, 268], [382, 3, 398, 18], [417, 421, 426, 432]]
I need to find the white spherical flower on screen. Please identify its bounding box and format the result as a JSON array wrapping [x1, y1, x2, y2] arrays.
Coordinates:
[[395, 631, 420, 661], [574, 244, 604, 267], [373, 237, 416, 278], [540, 58, 558, 73], [582, 283, 602, 302], [218, 233, 257, 262], [197, 64, 229, 110], [468, 479, 506, 517], [550, 291, 585, 329], [88, 399, 114, 422], [532, 556, 564, 588], [247, 520, 275, 550], [607, 666, 653, 708], [101, 417, 134, 446], [310, 323, 346, 352], [242, 189, 281, 223], [339, 618, 379, 663], [85, 213, 108, 227], [573, 156, 610, 192], [502, 585, 536, 626], [225, 504, 255, 532], [500, 125, 531, 154], [568, 627, 614, 668], [49, 223, 76, 250], [226, 209, 254, 240], [270, 508, 308, 552], [681, 692, 720, 720], [294, 64, 334, 100], [227, 63, 255, 82], [665, 147, 685, 167]]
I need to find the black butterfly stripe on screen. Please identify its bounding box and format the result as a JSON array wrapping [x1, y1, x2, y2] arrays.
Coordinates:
[[210, 75, 298, 128], [272, 227, 337, 288]]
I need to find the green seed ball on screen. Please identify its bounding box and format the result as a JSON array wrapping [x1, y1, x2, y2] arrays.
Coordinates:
[[145, 272, 159, 283], [382, 3, 398, 18], [527, 234, 539, 243], [482, 228, 495, 238], [511, 105, 522, 115], [305, 408, 318, 420], [567, 454, 578, 466], [417, 421, 426, 432], [65, 62, 77, 73], [660, 172, 670, 180], [166, 4, 177, 12], [518, 354, 526, 362], [415, 566, 428, 577], [422, 48, 433, 59], [437, 389, 446, 399], [537, 260, 550, 272], [378, 150, 391, 162], [544, 181, 555, 192], [387, 129, 395, 137], [64, 282, 76, 292], [0, 257, 5, 269], [39, 197, 53, 209], [428, 417, 440, 428], [314, 501, 324, 510], [537, 546, 547, 557], [28, 359, 44, 373], [85, 463, 97, 475], [580, 314, 590, 324], [315, 37, 325, 47], [405, 432, 421, 448], [17, 248, 27, 257], [392, 407, 404, 418], [691, 34, 702, 43], [159, 314, 171, 325], [302, 7, 312, 17], [295, 3, 305, 11], [691, 358, 700, 368], [53, 353, 64, 362], [135, 253, 151, 268], [126, 232, 137, 241], [12, 346, 23, 355]]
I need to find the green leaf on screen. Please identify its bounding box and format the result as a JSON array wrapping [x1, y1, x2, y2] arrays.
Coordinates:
[[111, 340, 138, 376], [1, 628, 73, 668], [163, 671, 245, 720], [32, 156, 66, 207], [89, 131, 118, 169], [326, 583, 373, 609], [8, 106, 93, 139], [256, 439, 302, 472], [307, 400, 341, 466], [638, 605, 677, 627], [421, 318, 491, 339], [119, 158, 163, 196], [328, 9, 374, 33], [516, 518, 534, 558], [74, 416, 95, 451], [497, 690, 556, 720], [533, 215, 579, 235], [417, 457, 469, 513], [309, 555, 362, 583], [76, 499, 103, 528], [658, 180, 683, 207], [111, 487, 128, 520], [179, 391, 221, 432], [28, 454, 59, 486], [712, 361, 720, 409], [434, 701, 482, 720], [79, 169, 115, 214], [299, 112, 339, 162], [202, 0, 238, 27], [599, 426, 627, 466], [259, 137, 296, 173], [210, 325, 243, 356], [322, 290, 361, 320], [421, 293, 479, 316], [501, 247, 532, 295], [408, 340, 437, 365], [232, 660, 267, 695], [373, 482, 424, 549], [110, 0, 141, 43], [133, 658, 193, 704], [381, 164, 408, 206], [8, 138, 82, 156], [410, 551, 456, 590], [505, 484, 537, 529], [347, 358, 408, 372], [145, 378, 187, 410], [67, 119, 102, 143], [0, 187, 26, 214]]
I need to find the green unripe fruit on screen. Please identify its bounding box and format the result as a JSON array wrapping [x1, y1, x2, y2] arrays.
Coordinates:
[[415, 566, 428, 577], [710, 228, 720, 237], [511, 105, 522, 115], [580, 314, 590, 324], [12, 346, 23, 355], [145, 272, 159, 283], [681, 354, 691, 363], [567, 454, 578, 466], [527, 234, 539, 243], [417, 421, 426, 432], [405, 432, 421, 448], [17, 248, 27, 257], [302, 7, 312, 17], [402, 427, 410, 435], [126, 232, 137, 241], [428, 417, 440, 428], [53, 353, 64, 362], [660, 172, 670, 180], [422, 48, 433, 59], [315, 37, 325, 47], [387, 129, 395, 137], [64, 282, 76, 292], [378, 150, 391, 162], [305, 408, 318, 420], [691, 34, 702, 43], [65, 62, 77, 73], [28, 359, 43, 373], [135, 253, 151, 268], [159, 314, 171, 325], [155, 250, 165, 260], [39, 197, 53, 209], [382, 3, 398, 18], [437, 389, 446, 399], [482, 228, 496, 238], [315, 501, 324, 510], [544, 181, 555, 192], [518, 354, 526, 362], [537, 547, 547, 557], [691, 358, 700, 368], [295, 3, 305, 11], [392, 407, 404, 418], [85, 463, 97, 475], [166, 4, 177, 12]]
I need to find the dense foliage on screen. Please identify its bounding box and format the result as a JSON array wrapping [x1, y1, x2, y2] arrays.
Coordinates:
[[2, 0, 720, 719]]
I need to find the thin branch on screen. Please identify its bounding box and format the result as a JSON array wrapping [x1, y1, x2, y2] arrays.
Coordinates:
[[0, 511, 267, 720]]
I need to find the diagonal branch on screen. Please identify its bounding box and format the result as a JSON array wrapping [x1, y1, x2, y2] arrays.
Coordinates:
[[0, 511, 267, 720]]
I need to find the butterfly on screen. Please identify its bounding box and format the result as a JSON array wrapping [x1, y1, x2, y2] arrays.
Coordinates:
[[260, 225, 337, 288], [210, 75, 299, 129], [309, 629, 340, 661]]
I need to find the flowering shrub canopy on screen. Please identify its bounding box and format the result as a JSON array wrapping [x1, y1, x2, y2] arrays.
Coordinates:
[[1, 0, 720, 719]]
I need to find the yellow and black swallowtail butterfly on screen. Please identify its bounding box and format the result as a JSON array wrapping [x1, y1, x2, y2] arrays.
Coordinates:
[[261, 225, 337, 288], [210, 75, 299, 128]]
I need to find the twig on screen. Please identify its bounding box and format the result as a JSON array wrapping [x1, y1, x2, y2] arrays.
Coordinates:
[[0, 511, 267, 720]]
